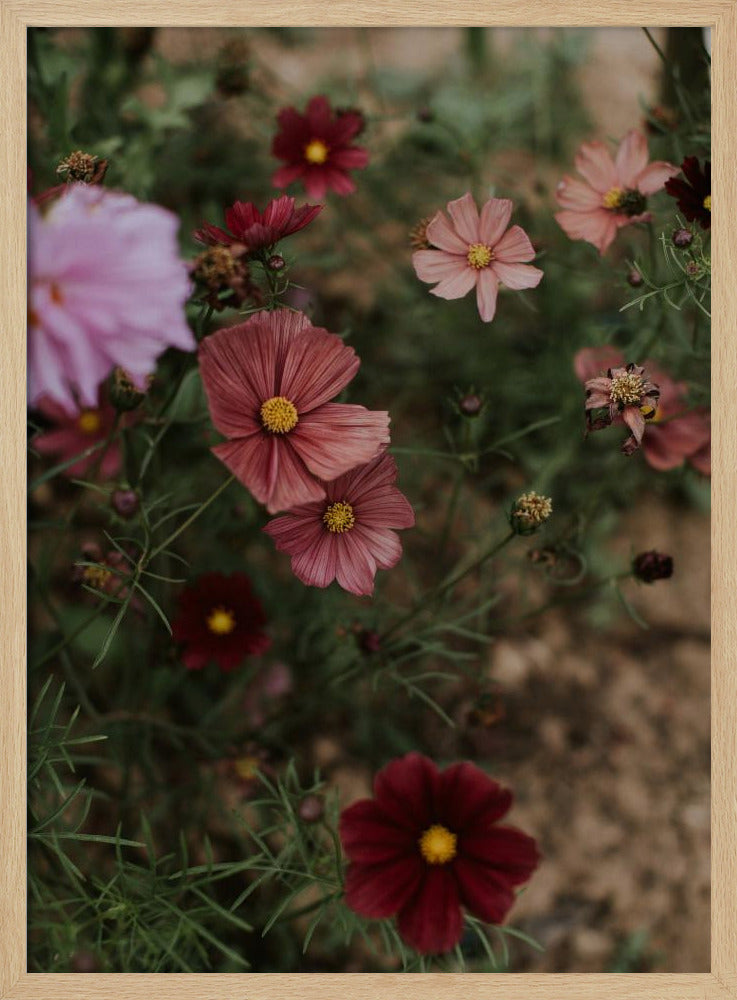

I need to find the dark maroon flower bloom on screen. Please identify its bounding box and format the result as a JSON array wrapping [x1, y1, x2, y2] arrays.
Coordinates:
[[271, 95, 369, 200], [194, 194, 322, 253], [339, 752, 539, 955], [664, 156, 711, 229], [172, 572, 271, 671]]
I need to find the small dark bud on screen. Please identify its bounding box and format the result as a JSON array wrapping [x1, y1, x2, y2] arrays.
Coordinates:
[[359, 629, 381, 654], [633, 550, 673, 583], [298, 794, 324, 823], [626, 268, 644, 288], [70, 950, 100, 973], [268, 254, 285, 271], [672, 227, 693, 248], [417, 107, 435, 123], [111, 489, 139, 519], [458, 394, 483, 417]]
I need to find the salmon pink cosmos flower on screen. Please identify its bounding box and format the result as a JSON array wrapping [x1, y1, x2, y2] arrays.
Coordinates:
[[271, 96, 369, 199], [199, 309, 390, 514], [555, 130, 678, 254], [194, 194, 322, 252], [28, 185, 195, 411], [412, 193, 543, 323], [576, 347, 710, 474], [264, 453, 414, 597], [339, 752, 540, 955]]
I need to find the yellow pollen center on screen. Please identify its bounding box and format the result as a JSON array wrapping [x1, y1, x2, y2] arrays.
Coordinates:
[[77, 409, 102, 434], [703, 195, 711, 212], [603, 187, 624, 210], [234, 756, 260, 780], [610, 372, 644, 406], [82, 565, 112, 589], [323, 501, 355, 533], [260, 396, 298, 434], [467, 243, 493, 269], [419, 824, 457, 865], [304, 139, 329, 165], [206, 607, 236, 635]]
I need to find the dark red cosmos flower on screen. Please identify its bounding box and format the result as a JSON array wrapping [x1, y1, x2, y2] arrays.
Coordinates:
[[339, 753, 539, 955], [664, 156, 711, 229], [194, 194, 322, 252], [271, 95, 369, 199], [172, 572, 271, 671]]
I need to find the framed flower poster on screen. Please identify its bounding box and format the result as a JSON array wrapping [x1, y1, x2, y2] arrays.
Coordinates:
[[2, 2, 735, 998]]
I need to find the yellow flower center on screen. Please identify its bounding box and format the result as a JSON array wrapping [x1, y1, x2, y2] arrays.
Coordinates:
[[323, 500, 355, 533], [234, 755, 260, 780], [419, 824, 457, 865], [304, 139, 329, 165], [603, 187, 624, 210], [467, 242, 493, 269], [703, 194, 711, 212], [260, 396, 298, 434], [77, 409, 102, 434], [82, 565, 112, 589], [206, 606, 236, 635], [610, 372, 644, 406]]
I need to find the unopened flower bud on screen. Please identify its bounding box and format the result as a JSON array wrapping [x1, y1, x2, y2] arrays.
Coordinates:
[[632, 550, 673, 583], [112, 489, 139, 519], [626, 268, 644, 288], [510, 491, 553, 535], [359, 629, 381, 654], [672, 227, 693, 248], [267, 254, 285, 271], [458, 394, 483, 417], [685, 260, 706, 279], [298, 794, 324, 823]]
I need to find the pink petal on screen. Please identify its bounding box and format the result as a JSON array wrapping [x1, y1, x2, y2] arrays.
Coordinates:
[[614, 130, 649, 188], [636, 160, 680, 195], [330, 147, 370, 169], [355, 485, 415, 530], [397, 867, 463, 954], [213, 435, 325, 514], [574, 141, 617, 193], [555, 176, 603, 211], [492, 261, 543, 291], [263, 504, 324, 555], [479, 198, 513, 246], [353, 524, 403, 571], [574, 346, 624, 383], [555, 208, 619, 255], [335, 529, 379, 596], [412, 250, 467, 285], [622, 406, 646, 444], [280, 328, 360, 413], [642, 428, 687, 471], [271, 164, 305, 190], [344, 857, 424, 919], [425, 211, 468, 254], [430, 266, 477, 301], [289, 528, 339, 588], [689, 441, 710, 476], [493, 225, 536, 263], [289, 403, 390, 480], [476, 267, 499, 322], [303, 171, 329, 200], [323, 167, 357, 196], [446, 192, 480, 243]]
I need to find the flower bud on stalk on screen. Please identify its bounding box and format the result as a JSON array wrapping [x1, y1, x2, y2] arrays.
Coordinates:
[[672, 227, 693, 248], [510, 491, 553, 535], [111, 489, 139, 519], [626, 268, 644, 288], [298, 795, 325, 823], [632, 550, 673, 583]]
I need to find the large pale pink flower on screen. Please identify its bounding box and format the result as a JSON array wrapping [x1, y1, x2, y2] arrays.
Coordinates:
[[199, 309, 390, 514], [555, 130, 678, 254], [412, 193, 542, 323], [263, 453, 414, 596], [575, 347, 710, 474], [28, 185, 195, 410]]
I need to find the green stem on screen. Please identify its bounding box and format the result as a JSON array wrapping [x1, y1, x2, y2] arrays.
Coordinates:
[[146, 473, 236, 564]]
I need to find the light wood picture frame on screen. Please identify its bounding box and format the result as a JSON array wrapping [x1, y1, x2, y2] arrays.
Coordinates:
[[2, 2, 734, 997]]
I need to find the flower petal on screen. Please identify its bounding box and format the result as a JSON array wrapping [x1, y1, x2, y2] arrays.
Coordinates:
[[555, 176, 603, 211], [574, 346, 624, 383], [574, 140, 617, 193], [636, 160, 680, 195], [397, 866, 463, 954], [430, 265, 477, 301], [493, 225, 536, 263], [412, 250, 468, 285], [344, 856, 425, 919], [437, 761, 512, 832], [281, 328, 360, 413], [213, 435, 325, 514], [340, 799, 417, 863], [452, 856, 516, 925], [446, 192, 481, 243], [475, 267, 499, 323], [614, 129, 649, 188], [555, 208, 619, 255], [425, 211, 468, 254], [374, 752, 439, 831], [289, 403, 389, 480], [458, 825, 541, 885], [479, 198, 513, 246], [492, 261, 543, 291]]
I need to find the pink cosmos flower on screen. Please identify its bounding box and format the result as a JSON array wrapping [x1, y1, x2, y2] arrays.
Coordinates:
[[194, 194, 322, 252], [264, 453, 414, 597], [412, 193, 543, 323], [33, 390, 123, 479], [199, 309, 390, 514], [575, 347, 710, 475], [272, 96, 369, 199], [555, 130, 679, 254], [28, 185, 195, 411]]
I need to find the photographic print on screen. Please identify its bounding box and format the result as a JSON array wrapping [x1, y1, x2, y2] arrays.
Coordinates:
[[25, 24, 711, 976]]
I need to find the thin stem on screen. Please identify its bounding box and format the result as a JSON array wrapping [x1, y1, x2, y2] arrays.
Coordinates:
[[145, 473, 236, 564]]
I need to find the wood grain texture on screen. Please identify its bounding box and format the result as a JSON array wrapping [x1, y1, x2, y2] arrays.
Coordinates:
[[2, 2, 733, 997]]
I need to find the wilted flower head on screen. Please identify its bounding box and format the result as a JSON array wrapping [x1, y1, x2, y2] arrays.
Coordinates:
[[194, 194, 322, 253], [28, 185, 195, 410], [633, 550, 674, 583], [199, 309, 390, 513], [664, 156, 711, 230], [56, 150, 108, 185], [584, 361, 660, 456], [412, 193, 543, 323], [190, 244, 260, 312], [271, 95, 369, 199], [555, 130, 678, 254], [264, 452, 414, 597], [510, 491, 553, 534]]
